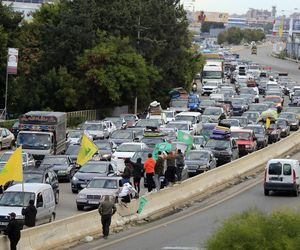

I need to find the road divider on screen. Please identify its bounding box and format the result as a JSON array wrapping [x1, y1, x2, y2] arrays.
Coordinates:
[[1, 131, 300, 249]]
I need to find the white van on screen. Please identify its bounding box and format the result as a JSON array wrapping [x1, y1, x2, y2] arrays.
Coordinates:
[[175, 112, 202, 135], [0, 183, 56, 231], [264, 159, 300, 196]]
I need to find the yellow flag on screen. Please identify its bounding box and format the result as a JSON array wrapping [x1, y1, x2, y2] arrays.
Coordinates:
[[266, 118, 271, 129], [76, 134, 98, 166], [0, 147, 23, 185]]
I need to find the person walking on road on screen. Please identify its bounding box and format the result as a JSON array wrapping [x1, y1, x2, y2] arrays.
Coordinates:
[[22, 199, 37, 228], [144, 153, 156, 193], [165, 151, 176, 185], [132, 158, 143, 194], [154, 151, 164, 191], [4, 212, 21, 250], [175, 149, 185, 183], [98, 195, 117, 239]]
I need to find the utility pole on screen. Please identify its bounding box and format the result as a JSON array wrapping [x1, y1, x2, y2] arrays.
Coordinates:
[[134, 1, 141, 115]]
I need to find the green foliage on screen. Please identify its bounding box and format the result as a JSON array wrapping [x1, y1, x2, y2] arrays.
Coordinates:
[[217, 28, 266, 45], [0, 119, 18, 129], [206, 208, 300, 250], [0, 0, 204, 113], [67, 116, 85, 128]]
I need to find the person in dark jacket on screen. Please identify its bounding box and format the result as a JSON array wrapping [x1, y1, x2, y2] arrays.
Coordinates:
[[98, 195, 117, 239], [122, 158, 132, 185], [132, 158, 143, 194], [175, 149, 185, 182], [165, 151, 176, 185], [154, 151, 164, 191], [4, 212, 21, 250], [21, 200, 37, 228]]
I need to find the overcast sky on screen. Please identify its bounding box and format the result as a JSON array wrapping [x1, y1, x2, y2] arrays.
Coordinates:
[[182, 0, 298, 14]]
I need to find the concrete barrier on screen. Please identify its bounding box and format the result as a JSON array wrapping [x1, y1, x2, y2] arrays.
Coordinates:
[[1, 130, 300, 249]]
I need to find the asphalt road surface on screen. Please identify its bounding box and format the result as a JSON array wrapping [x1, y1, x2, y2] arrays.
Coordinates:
[[70, 45, 300, 250]]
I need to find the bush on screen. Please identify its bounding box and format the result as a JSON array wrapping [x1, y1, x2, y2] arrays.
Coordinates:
[[206, 208, 300, 250], [0, 119, 18, 129], [67, 116, 86, 128]]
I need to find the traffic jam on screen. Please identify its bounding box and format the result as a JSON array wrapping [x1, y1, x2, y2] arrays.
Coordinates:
[[0, 47, 300, 231]]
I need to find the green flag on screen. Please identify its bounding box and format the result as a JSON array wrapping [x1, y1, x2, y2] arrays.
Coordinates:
[[137, 196, 148, 214], [177, 130, 193, 155], [153, 142, 173, 160]]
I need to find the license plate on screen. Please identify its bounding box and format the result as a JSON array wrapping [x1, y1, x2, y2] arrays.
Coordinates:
[[189, 170, 197, 173], [269, 177, 283, 181], [0, 222, 8, 226], [88, 200, 99, 205]]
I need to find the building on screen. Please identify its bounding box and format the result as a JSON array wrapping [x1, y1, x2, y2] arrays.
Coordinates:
[[246, 8, 275, 26], [226, 18, 247, 29], [3, 0, 53, 19]]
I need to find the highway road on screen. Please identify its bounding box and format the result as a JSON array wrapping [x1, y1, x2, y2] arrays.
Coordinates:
[[70, 45, 300, 250]]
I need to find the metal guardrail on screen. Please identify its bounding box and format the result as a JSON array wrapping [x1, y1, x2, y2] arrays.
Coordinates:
[[66, 109, 97, 120]]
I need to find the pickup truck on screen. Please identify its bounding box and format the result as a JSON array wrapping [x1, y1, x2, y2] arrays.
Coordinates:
[[231, 128, 257, 156]]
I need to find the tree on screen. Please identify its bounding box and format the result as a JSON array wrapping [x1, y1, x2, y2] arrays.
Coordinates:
[[76, 34, 154, 110], [206, 208, 300, 250]]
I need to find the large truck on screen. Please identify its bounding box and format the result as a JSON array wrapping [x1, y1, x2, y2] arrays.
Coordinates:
[[17, 111, 67, 160], [201, 61, 224, 95]]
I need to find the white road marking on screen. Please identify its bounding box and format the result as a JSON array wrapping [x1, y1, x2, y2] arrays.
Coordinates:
[[162, 247, 200, 250]]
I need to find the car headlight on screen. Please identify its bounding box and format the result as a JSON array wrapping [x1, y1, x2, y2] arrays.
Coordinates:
[[198, 164, 208, 169], [72, 176, 78, 181], [77, 193, 87, 199], [245, 145, 251, 148], [102, 154, 110, 159]]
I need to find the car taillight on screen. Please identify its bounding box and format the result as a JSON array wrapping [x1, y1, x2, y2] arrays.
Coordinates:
[[264, 169, 267, 183], [293, 169, 296, 184]]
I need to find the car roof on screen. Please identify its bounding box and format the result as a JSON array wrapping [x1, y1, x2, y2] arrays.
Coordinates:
[[189, 149, 211, 154], [268, 159, 299, 164], [176, 112, 201, 116], [231, 128, 253, 133], [91, 176, 122, 181], [6, 183, 52, 192]]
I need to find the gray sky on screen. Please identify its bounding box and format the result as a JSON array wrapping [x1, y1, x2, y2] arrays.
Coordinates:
[[182, 0, 298, 14]]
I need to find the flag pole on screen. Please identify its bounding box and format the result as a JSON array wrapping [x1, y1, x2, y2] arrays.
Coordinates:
[[21, 147, 25, 208]]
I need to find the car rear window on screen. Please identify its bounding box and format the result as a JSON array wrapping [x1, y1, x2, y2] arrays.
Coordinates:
[[283, 164, 292, 176], [268, 162, 282, 175]]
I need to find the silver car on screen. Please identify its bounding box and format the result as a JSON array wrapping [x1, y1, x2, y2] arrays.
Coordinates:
[[76, 176, 122, 210]]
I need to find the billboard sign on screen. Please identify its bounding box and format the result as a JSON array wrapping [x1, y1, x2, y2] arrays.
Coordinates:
[[195, 11, 229, 23], [7, 48, 19, 74]]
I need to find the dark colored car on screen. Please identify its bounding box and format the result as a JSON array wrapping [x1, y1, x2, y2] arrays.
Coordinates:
[[266, 122, 281, 143], [204, 138, 239, 165], [71, 161, 117, 193], [231, 98, 248, 116], [276, 118, 291, 137], [109, 129, 137, 146], [248, 104, 269, 114], [279, 112, 299, 131], [140, 136, 166, 150], [245, 124, 268, 149], [93, 140, 116, 161], [65, 144, 80, 163], [242, 111, 260, 124], [40, 155, 77, 182], [185, 150, 217, 176], [199, 100, 216, 113]]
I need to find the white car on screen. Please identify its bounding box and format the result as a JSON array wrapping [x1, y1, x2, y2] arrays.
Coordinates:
[[166, 121, 193, 135], [112, 142, 149, 159], [82, 121, 109, 139], [0, 151, 35, 168], [163, 110, 176, 122], [175, 112, 202, 135]]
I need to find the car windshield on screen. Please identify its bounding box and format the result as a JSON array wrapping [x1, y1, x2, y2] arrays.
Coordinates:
[[111, 130, 132, 139], [0, 153, 27, 162], [194, 137, 205, 144], [231, 131, 252, 140], [42, 157, 68, 165], [131, 151, 151, 163], [249, 105, 267, 112], [265, 97, 281, 103], [78, 163, 108, 173], [121, 115, 136, 121], [23, 173, 44, 183], [164, 112, 174, 118], [68, 131, 82, 138], [232, 99, 244, 105], [203, 71, 222, 79], [206, 139, 230, 149], [94, 141, 111, 150], [279, 113, 296, 120], [200, 100, 215, 106], [240, 89, 254, 95], [170, 100, 187, 107], [66, 145, 80, 155], [17, 133, 51, 150], [166, 123, 189, 131], [136, 119, 160, 128], [141, 137, 164, 146], [0, 192, 35, 207], [87, 179, 118, 189], [82, 123, 103, 131], [186, 151, 209, 160], [243, 113, 259, 119], [203, 109, 221, 116], [247, 127, 263, 134], [277, 120, 287, 127], [222, 120, 239, 126], [117, 144, 141, 152], [175, 116, 196, 123]]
